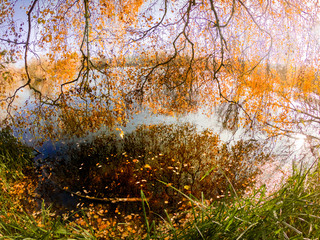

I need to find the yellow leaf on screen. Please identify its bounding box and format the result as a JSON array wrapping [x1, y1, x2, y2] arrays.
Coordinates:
[[144, 164, 152, 169]]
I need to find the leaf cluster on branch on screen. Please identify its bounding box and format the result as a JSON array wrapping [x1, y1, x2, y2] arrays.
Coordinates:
[[0, 0, 319, 141]]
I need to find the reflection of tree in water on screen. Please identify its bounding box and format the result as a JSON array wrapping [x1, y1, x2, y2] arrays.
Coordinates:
[[40, 123, 270, 212], [218, 103, 240, 132], [0, 68, 20, 98]]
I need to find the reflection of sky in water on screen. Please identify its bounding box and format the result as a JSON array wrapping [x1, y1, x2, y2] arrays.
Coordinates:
[[0, 87, 32, 117], [0, 83, 318, 178], [294, 134, 306, 151], [123, 108, 242, 142], [0, 85, 317, 200]]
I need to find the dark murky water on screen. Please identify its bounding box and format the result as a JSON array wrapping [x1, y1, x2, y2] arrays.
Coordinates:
[[1, 87, 315, 216]]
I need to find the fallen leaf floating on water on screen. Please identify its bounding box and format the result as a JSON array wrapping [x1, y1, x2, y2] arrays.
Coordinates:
[[184, 185, 191, 190], [144, 164, 152, 169]]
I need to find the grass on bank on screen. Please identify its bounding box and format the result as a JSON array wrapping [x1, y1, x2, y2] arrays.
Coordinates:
[[154, 165, 320, 239], [1, 127, 320, 239], [0, 128, 97, 239]]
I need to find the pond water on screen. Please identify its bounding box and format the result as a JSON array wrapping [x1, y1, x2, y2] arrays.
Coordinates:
[[0, 81, 318, 213]]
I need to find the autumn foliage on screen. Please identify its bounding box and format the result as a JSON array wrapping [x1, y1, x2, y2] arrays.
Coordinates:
[[0, 0, 318, 142], [1, 1, 320, 238]]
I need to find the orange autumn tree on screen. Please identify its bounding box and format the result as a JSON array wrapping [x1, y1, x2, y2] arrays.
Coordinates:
[[0, 0, 320, 143]]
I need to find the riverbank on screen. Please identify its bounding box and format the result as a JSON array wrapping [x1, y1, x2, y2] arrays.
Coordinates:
[[1, 127, 320, 239]]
